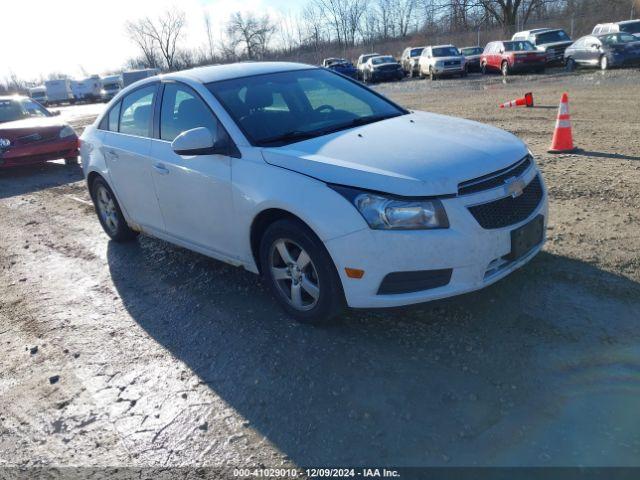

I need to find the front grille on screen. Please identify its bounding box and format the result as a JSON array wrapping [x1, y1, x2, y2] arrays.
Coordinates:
[[458, 155, 532, 195], [378, 269, 452, 295], [379, 64, 399, 71], [468, 175, 543, 229]]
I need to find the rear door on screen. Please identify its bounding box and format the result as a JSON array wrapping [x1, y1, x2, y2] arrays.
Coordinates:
[[102, 83, 165, 232], [149, 81, 235, 257]]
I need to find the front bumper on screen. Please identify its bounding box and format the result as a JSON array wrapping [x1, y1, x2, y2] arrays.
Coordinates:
[[371, 69, 404, 80], [433, 65, 465, 75], [325, 166, 548, 308], [0, 137, 78, 168]]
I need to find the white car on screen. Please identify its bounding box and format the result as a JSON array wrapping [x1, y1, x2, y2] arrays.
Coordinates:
[[80, 62, 548, 324], [418, 45, 466, 79]]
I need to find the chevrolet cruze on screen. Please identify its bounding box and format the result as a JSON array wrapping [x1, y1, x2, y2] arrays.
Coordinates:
[[80, 62, 548, 324]]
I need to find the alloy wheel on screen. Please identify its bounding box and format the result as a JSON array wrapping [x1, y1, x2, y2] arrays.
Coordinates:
[[95, 184, 119, 235], [269, 239, 320, 311], [600, 56, 608, 71]]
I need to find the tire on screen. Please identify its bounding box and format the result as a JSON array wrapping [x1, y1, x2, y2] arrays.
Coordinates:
[[600, 55, 608, 71], [565, 57, 576, 72], [429, 67, 436, 81], [90, 177, 138, 242], [259, 218, 345, 324], [64, 156, 78, 166], [501, 61, 510, 76], [481, 62, 487, 75]]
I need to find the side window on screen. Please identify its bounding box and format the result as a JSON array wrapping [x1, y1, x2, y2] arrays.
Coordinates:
[[98, 101, 121, 131], [160, 83, 218, 142], [119, 85, 156, 137], [108, 101, 121, 131]]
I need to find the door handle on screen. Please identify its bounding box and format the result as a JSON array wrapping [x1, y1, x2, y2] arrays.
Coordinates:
[[153, 163, 170, 175]]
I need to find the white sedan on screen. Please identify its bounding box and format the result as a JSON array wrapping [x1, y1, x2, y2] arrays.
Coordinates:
[[80, 62, 548, 324]]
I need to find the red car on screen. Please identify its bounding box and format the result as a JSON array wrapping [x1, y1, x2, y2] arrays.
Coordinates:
[[480, 40, 547, 76], [0, 96, 79, 168]]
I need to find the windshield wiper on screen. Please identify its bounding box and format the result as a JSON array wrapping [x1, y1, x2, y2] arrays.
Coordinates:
[[259, 130, 321, 146], [258, 113, 403, 147]]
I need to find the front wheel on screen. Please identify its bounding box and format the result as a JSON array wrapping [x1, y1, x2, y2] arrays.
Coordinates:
[[259, 219, 345, 324], [501, 61, 510, 76], [90, 177, 138, 242], [600, 55, 609, 71], [481, 62, 487, 75], [565, 57, 576, 72], [429, 67, 436, 81]]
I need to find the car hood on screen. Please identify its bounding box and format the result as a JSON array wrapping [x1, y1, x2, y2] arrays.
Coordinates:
[[0, 116, 67, 140], [261, 111, 529, 196]]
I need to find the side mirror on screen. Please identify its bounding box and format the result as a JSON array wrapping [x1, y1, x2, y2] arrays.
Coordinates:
[[171, 127, 218, 156]]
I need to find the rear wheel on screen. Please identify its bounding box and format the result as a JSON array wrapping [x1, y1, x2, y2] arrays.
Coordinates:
[[259, 219, 345, 324], [90, 177, 138, 242]]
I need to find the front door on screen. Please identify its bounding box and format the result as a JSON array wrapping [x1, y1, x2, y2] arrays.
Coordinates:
[[149, 82, 235, 258]]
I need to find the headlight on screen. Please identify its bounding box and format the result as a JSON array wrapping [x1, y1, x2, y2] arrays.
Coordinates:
[[330, 185, 449, 230], [59, 125, 76, 138]]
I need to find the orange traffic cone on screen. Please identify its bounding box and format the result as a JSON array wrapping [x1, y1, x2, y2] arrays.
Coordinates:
[[548, 93, 577, 153], [499, 92, 534, 108]]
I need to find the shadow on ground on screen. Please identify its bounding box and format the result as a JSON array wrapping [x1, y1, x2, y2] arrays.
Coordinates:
[[0, 162, 83, 199], [107, 237, 640, 466]]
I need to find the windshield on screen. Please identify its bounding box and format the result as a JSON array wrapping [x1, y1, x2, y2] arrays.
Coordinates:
[[371, 56, 395, 65], [620, 21, 640, 34], [410, 48, 424, 57], [432, 47, 459, 57], [0, 98, 50, 124], [503, 41, 537, 52], [535, 30, 570, 44], [461, 47, 483, 56], [207, 68, 405, 147], [601, 32, 638, 45]]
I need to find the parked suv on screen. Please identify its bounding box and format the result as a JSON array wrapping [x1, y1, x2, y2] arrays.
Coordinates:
[[356, 53, 380, 80], [481, 40, 546, 75], [418, 45, 466, 80], [592, 20, 640, 38], [400, 46, 425, 77], [512, 28, 573, 64], [362, 55, 404, 83], [81, 62, 547, 324]]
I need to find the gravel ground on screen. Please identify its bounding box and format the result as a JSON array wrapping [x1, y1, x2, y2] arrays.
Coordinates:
[[1, 70, 639, 472]]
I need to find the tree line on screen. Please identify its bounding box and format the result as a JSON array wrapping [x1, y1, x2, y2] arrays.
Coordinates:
[[124, 0, 637, 71]]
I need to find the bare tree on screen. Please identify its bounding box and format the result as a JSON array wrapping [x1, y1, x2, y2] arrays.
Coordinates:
[[226, 12, 277, 59], [204, 12, 216, 62], [125, 19, 160, 68], [126, 9, 186, 70]]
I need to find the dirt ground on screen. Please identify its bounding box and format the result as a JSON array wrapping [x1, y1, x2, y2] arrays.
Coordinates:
[[1, 70, 639, 472]]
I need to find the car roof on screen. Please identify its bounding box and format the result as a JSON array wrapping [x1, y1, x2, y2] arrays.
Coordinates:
[[166, 62, 315, 84], [430, 44, 456, 48], [618, 19, 640, 25], [0, 95, 26, 101]]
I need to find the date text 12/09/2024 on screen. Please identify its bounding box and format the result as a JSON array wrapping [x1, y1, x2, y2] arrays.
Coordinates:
[[233, 468, 401, 478]]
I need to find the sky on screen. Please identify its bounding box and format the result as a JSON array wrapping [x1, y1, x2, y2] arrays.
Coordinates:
[[1, 0, 295, 83]]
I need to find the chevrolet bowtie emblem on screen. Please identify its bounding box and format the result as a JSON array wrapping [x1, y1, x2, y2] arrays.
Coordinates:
[[504, 176, 526, 198]]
